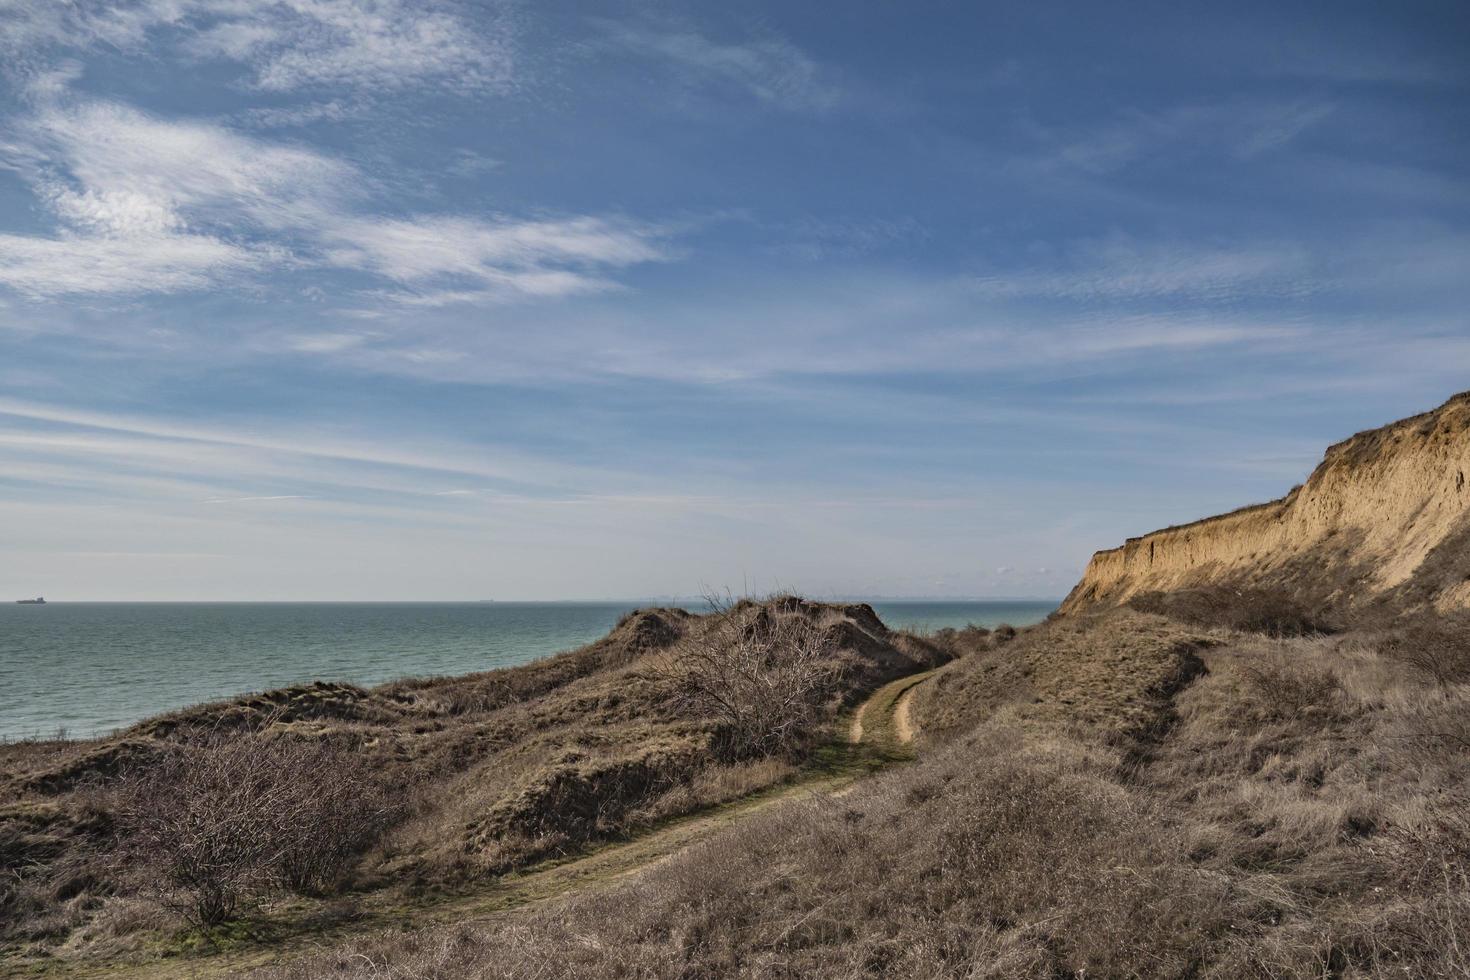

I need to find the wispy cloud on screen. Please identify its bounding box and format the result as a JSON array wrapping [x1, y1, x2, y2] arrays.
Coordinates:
[[0, 96, 670, 299], [327, 215, 670, 300], [1033, 99, 1335, 175], [0, 396, 677, 514], [2, 0, 516, 95], [0, 231, 262, 296], [972, 238, 1320, 302], [239, 99, 357, 129], [597, 20, 839, 111], [202, 494, 315, 504]]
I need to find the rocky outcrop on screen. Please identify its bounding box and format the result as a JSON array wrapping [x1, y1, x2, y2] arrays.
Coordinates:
[[1061, 392, 1470, 616]]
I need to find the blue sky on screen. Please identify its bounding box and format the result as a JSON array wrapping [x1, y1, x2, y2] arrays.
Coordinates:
[[0, 0, 1467, 600]]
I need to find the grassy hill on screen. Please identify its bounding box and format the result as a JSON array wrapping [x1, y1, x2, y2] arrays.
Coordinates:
[[1, 597, 958, 971]]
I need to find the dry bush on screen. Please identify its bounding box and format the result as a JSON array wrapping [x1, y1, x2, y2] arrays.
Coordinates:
[[246, 615, 1470, 980], [1131, 587, 1330, 637], [110, 731, 397, 927], [1381, 793, 1470, 977], [247, 736, 1249, 980], [1237, 658, 1345, 722], [666, 596, 847, 761], [1379, 612, 1470, 688], [0, 598, 992, 963], [927, 624, 992, 657]]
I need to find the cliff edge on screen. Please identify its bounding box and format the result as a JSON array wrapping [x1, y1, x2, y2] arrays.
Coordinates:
[[1061, 392, 1470, 617]]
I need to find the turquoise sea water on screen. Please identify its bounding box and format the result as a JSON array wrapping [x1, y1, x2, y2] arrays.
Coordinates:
[[0, 600, 1054, 741]]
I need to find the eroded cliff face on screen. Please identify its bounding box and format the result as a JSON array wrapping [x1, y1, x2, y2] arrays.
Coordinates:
[[1061, 392, 1470, 615]]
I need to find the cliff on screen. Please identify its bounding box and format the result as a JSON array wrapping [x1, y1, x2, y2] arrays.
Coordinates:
[[1061, 392, 1470, 616]]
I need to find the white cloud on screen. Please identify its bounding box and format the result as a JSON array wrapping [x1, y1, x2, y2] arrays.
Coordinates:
[[0, 99, 347, 295], [240, 100, 356, 128], [1, 0, 515, 95], [0, 396, 632, 492], [327, 215, 669, 299], [33, 101, 351, 229], [599, 21, 839, 111], [0, 98, 668, 299], [1234, 101, 1336, 159], [0, 230, 262, 296], [273, 332, 372, 354], [243, 0, 514, 94]]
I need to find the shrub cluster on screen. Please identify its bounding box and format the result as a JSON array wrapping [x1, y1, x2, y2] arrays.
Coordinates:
[[1237, 658, 1344, 721], [665, 600, 847, 761], [1379, 611, 1470, 687], [1130, 587, 1330, 637], [110, 733, 397, 927]]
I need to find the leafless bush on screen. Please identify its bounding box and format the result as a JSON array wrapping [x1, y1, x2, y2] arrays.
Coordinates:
[[111, 731, 396, 927], [1131, 588, 1329, 637], [930, 624, 993, 657], [667, 595, 846, 761], [1381, 613, 1470, 688], [1238, 659, 1343, 721]]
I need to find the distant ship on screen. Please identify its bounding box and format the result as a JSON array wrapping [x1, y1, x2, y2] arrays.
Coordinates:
[[15, 597, 46, 604]]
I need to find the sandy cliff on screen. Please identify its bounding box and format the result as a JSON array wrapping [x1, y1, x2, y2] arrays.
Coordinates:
[[1061, 392, 1470, 615]]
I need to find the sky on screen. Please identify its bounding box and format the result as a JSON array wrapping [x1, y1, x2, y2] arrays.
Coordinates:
[[0, 1, 1467, 601]]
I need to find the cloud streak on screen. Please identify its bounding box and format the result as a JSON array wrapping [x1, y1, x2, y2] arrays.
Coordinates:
[[597, 20, 839, 111], [2, 0, 516, 95], [0, 97, 669, 299]]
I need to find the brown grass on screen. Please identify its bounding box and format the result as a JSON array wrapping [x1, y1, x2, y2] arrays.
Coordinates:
[[244, 607, 1470, 980], [0, 598, 948, 965], [10, 593, 1470, 978]]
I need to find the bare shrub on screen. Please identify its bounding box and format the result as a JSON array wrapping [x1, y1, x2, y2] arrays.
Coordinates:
[[1238, 659, 1344, 722], [111, 732, 396, 927], [1131, 587, 1329, 637], [928, 624, 992, 657], [1381, 613, 1470, 688], [667, 596, 846, 761]]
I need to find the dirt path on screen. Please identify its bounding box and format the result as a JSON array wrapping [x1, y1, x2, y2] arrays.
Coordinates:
[[848, 700, 868, 743], [893, 685, 919, 744], [14, 672, 937, 980], [851, 669, 934, 753]]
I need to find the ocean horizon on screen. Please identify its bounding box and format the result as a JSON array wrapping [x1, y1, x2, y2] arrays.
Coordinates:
[[0, 599, 1055, 741]]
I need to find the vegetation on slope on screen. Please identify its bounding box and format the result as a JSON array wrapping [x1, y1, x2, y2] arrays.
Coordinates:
[[246, 604, 1470, 979], [0, 597, 953, 968]]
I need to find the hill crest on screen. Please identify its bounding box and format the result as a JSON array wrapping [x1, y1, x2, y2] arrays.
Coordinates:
[[1061, 392, 1470, 616]]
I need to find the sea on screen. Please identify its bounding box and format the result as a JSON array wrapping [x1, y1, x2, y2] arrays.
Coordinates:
[[0, 599, 1054, 742]]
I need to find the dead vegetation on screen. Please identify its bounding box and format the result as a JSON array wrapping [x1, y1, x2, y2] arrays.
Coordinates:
[[0, 597, 948, 966], [665, 594, 847, 761], [1129, 586, 1333, 637], [108, 726, 399, 927], [9, 577, 1470, 978], [247, 604, 1470, 980]]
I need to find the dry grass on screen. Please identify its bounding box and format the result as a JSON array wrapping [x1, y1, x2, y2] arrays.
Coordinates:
[[913, 609, 1209, 749], [10, 595, 1470, 978], [0, 598, 947, 965], [246, 607, 1470, 980], [1130, 586, 1334, 637]]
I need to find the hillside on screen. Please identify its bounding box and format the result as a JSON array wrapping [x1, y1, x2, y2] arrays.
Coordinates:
[[0, 598, 956, 971], [1061, 392, 1470, 617]]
